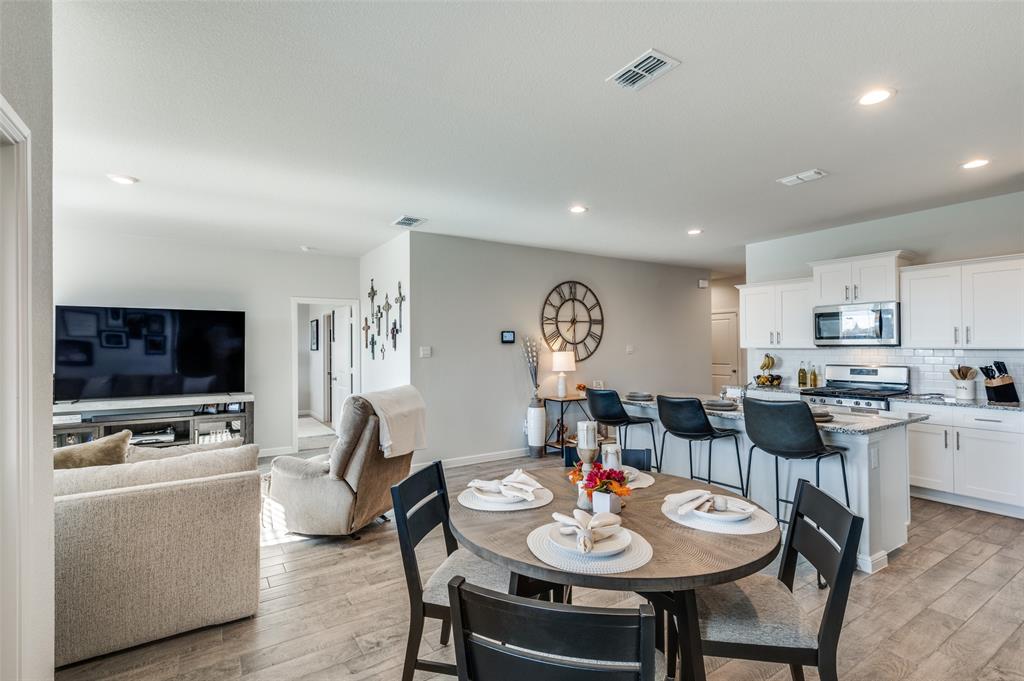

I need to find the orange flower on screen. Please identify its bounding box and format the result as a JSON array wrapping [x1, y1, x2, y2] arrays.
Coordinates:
[[606, 480, 632, 498]]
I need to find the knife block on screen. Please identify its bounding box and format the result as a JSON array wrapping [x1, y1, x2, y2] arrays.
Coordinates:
[[984, 375, 1019, 404]]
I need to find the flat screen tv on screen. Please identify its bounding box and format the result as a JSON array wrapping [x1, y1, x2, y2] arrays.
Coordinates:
[[54, 305, 245, 402]]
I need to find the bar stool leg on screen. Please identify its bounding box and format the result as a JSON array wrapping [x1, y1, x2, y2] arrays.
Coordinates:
[[706, 439, 713, 487], [839, 453, 851, 507], [774, 456, 782, 523], [648, 421, 659, 472], [688, 440, 694, 480], [732, 435, 744, 496], [745, 445, 756, 497], [660, 430, 668, 473]]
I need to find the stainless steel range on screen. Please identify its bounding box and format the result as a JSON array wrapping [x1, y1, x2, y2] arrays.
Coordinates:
[[801, 364, 910, 411]]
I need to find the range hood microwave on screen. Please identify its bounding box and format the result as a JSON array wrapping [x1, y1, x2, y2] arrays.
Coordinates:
[[813, 301, 900, 346]]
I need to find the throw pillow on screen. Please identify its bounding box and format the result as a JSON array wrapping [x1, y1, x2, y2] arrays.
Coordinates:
[[53, 430, 131, 470], [126, 436, 245, 463]]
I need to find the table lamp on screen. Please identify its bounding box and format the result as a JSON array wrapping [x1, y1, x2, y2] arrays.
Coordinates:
[[551, 351, 576, 398]]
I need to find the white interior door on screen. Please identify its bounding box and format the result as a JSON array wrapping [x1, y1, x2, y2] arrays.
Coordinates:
[[711, 312, 739, 394], [330, 306, 355, 425]]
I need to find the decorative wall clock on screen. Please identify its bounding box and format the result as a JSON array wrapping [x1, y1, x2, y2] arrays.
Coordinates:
[[540, 280, 603, 361]]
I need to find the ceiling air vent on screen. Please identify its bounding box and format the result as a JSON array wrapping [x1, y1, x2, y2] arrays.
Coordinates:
[[393, 215, 427, 228], [776, 169, 829, 186], [606, 49, 680, 91]]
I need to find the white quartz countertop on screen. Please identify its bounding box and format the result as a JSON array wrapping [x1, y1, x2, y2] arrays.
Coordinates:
[[623, 393, 929, 435]]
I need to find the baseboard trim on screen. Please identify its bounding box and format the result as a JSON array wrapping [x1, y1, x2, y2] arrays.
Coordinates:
[[298, 410, 312, 417], [259, 446, 297, 459], [856, 550, 889, 574], [911, 487, 1024, 520], [412, 447, 531, 473]]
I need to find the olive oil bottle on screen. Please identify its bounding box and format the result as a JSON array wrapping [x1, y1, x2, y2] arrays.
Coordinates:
[[809, 364, 818, 388], [798, 361, 808, 388]]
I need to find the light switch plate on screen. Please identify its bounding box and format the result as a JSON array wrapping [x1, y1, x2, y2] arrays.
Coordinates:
[[419, 346, 432, 358], [625, 344, 635, 355]]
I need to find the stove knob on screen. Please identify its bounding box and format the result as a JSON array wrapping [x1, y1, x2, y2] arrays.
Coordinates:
[[836, 399, 843, 405], [865, 401, 874, 408], [854, 401, 861, 406]]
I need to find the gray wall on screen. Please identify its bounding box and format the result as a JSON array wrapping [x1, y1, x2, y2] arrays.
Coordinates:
[[1, 0, 55, 675], [746, 191, 1024, 283], [297, 304, 311, 413], [410, 233, 711, 463]]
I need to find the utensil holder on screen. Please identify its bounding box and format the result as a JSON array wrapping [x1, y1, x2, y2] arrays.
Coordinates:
[[954, 380, 977, 400], [984, 375, 1019, 403]]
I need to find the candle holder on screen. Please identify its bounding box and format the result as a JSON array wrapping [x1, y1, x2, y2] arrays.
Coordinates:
[[577, 446, 599, 474]]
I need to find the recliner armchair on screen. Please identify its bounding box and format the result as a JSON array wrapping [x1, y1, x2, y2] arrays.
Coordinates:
[[269, 395, 413, 535]]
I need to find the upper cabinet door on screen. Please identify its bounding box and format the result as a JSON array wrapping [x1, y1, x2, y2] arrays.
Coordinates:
[[739, 286, 776, 349], [775, 281, 814, 348], [812, 262, 853, 305], [852, 256, 898, 303], [961, 259, 1024, 349], [900, 266, 963, 348]]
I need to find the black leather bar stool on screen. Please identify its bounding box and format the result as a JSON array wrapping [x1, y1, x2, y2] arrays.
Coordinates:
[[656, 396, 744, 493], [742, 398, 851, 523], [586, 389, 659, 471]]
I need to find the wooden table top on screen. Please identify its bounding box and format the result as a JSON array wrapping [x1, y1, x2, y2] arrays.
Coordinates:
[[449, 468, 781, 592]]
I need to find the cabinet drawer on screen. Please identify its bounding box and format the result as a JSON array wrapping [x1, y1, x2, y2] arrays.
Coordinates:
[[953, 409, 1024, 433], [889, 402, 954, 426]]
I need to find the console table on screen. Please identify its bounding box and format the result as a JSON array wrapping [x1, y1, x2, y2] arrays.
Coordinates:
[[542, 394, 592, 459], [52, 393, 255, 449]]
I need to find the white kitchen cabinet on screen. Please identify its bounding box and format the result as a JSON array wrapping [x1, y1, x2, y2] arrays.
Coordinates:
[[961, 258, 1024, 349], [953, 427, 1024, 506], [900, 265, 963, 348], [811, 251, 909, 305], [907, 423, 954, 493], [738, 280, 813, 349]]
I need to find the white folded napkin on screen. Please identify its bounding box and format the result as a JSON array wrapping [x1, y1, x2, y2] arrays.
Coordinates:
[[467, 469, 543, 501], [551, 509, 622, 553], [664, 489, 713, 517]]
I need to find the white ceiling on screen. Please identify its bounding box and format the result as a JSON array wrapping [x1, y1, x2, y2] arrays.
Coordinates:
[[53, 1, 1024, 273]]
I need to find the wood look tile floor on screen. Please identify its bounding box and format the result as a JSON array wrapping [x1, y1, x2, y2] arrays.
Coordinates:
[[56, 456, 1024, 681]]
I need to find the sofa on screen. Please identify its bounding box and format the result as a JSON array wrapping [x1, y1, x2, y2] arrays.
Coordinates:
[[54, 442, 261, 667], [269, 395, 413, 535]]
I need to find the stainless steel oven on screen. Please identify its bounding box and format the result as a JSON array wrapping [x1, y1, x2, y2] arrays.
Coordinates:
[[813, 301, 900, 346]]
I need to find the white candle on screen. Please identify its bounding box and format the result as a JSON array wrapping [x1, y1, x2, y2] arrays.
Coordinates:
[[577, 421, 597, 449]]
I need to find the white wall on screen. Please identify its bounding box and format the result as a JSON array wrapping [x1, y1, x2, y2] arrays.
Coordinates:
[[296, 304, 311, 414], [358, 232, 411, 393], [1, 1, 55, 677], [410, 233, 712, 464], [711, 275, 743, 313], [53, 230, 359, 454], [746, 191, 1024, 284]]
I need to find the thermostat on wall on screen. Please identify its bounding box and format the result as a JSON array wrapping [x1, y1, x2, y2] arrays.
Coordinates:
[[500, 330, 515, 344]]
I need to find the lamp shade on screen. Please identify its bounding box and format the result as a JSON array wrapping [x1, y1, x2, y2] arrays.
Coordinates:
[[551, 351, 576, 373]]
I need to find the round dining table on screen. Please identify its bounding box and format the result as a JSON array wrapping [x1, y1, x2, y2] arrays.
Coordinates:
[[449, 467, 782, 681]]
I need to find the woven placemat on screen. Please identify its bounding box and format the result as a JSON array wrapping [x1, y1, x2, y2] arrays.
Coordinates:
[[526, 523, 653, 574], [457, 487, 554, 512], [660, 500, 778, 535]]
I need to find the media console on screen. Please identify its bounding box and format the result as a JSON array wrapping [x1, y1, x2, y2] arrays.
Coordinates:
[[52, 392, 255, 449]]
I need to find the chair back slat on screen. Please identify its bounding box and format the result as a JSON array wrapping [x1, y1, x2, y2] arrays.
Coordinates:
[[391, 462, 457, 599], [656, 396, 713, 437], [587, 389, 630, 424], [403, 494, 450, 549], [450, 578, 654, 681], [789, 517, 842, 585], [742, 398, 826, 458]]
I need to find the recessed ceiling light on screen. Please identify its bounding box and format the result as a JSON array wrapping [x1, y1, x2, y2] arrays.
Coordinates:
[[961, 159, 990, 169], [687, 228, 703, 236], [299, 245, 317, 252], [858, 89, 895, 106], [569, 205, 588, 214], [106, 173, 139, 185]]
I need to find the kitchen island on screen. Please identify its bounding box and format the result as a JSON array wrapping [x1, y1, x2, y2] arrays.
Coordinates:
[[622, 395, 928, 573]]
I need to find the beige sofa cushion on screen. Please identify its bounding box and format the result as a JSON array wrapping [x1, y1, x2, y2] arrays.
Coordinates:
[[126, 436, 245, 463], [54, 444, 258, 497], [53, 430, 131, 470]]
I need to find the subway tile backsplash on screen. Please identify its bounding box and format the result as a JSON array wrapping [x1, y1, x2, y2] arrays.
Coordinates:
[[745, 347, 1024, 397]]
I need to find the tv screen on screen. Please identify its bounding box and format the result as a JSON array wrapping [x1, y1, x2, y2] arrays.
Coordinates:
[[54, 306, 245, 402]]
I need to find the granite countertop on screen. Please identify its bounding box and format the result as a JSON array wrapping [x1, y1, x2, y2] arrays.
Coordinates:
[[623, 393, 930, 435], [888, 395, 1023, 412]]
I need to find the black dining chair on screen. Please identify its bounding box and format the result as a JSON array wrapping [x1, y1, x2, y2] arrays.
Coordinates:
[[621, 448, 653, 472], [656, 396, 743, 493], [742, 398, 851, 524], [391, 462, 559, 680], [691, 479, 863, 681], [448, 576, 666, 680], [587, 389, 660, 471]]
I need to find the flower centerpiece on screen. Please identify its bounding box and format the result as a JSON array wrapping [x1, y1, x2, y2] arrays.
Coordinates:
[[575, 382, 587, 397], [569, 462, 631, 512]]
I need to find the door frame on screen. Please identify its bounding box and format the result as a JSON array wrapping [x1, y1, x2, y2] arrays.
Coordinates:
[[290, 297, 360, 454], [0, 95, 52, 678]]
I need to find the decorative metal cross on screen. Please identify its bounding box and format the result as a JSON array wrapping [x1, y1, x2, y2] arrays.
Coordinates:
[[367, 278, 377, 309], [380, 345, 386, 359], [369, 334, 376, 360], [394, 282, 406, 331], [382, 293, 392, 332], [361, 317, 371, 349], [375, 304, 382, 335], [390, 320, 398, 350]]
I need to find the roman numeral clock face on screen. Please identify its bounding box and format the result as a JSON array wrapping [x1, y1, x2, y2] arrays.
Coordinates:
[[541, 280, 603, 361]]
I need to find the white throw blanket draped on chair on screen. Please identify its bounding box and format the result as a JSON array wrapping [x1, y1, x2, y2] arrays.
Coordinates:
[[345, 385, 427, 458]]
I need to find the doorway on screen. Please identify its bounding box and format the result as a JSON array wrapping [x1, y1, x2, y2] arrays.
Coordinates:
[[291, 297, 359, 456], [711, 311, 740, 394]]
